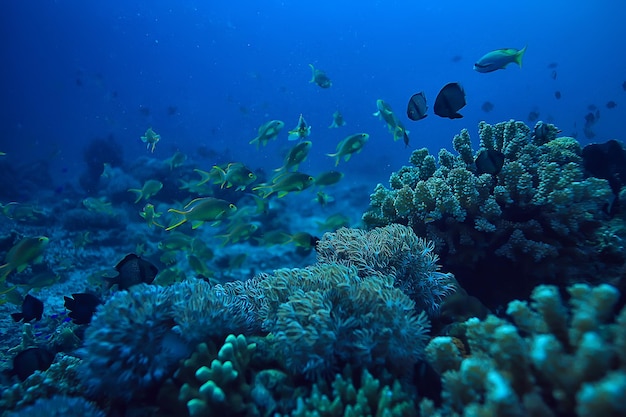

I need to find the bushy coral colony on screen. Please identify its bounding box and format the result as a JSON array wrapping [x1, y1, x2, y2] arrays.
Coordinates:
[[2, 121, 626, 417]]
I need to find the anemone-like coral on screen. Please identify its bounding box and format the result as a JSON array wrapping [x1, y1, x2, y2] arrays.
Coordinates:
[[363, 120, 619, 307], [315, 224, 456, 314], [422, 283, 626, 417], [78, 279, 254, 402], [251, 263, 431, 379]]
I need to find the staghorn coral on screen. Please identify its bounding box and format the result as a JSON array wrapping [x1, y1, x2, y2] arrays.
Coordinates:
[[363, 120, 618, 308], [250, 263, 431, 379], [422, 283, 626, 417], [315, 224, 456, 314], [290, 367, 417, 417]]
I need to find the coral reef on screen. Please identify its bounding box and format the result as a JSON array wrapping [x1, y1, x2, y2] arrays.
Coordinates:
[[4, 395, 105, 417], [422, 283, 626, 417], [363, 120, 621, 307]]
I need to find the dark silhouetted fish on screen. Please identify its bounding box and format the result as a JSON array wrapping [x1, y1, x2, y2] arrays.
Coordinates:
[[481, 101, 494, 113], [167, 105, 178, 115], [407, 92, 428, 121], [106, 253, 158, 290], [528, 111, 540, 122], [12, 347, 55, 381], [451, 55, 463, 63], [434, 82, 466, 119], [11, 294, 43, 323], [64, 293, 103, 325], [623, 81, 626, 91], [547, 62, 558, 69], [607, 101, 617, 109], [475, 149, 505, 175], [554, 91, 562, 99], [551, 70, 557, 80], [588, 104, 598, 111]]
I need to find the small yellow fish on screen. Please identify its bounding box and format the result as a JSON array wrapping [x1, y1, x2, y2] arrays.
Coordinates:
[[158, 232, 193, 251], [317, 213, 350, 232], [128, 179, 163, 204], [373, 99, 398, 129], [0, 202, 45, 221], [328, 110, 346, 128], [253, 172, 315, 198], [140, 203, 164, 228], [187, 254, 214, 278], [313, 191, 334, 207], [141, 127, 161, 153], [254, 230, 293, 246], [250, 120, 285, 148], [288, 114, 311, 141], [166, 197, 237, 231], [0, 236, 49, 281], [327, 133, 369, 166], [309, 64, 332, 88]]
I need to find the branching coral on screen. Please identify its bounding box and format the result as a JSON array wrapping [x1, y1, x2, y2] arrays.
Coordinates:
[[422, 283, 626, 417], [291, 367, 417, 417], [363, 120, 618, 307]]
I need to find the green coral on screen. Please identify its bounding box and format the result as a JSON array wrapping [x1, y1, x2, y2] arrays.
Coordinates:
[[422, 283, 626, 417], [178, 334, 257, 417]]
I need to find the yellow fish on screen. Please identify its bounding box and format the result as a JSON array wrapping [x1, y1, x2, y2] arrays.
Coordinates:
[[253, 172, 315, 198], [250, 120, 285, 148], [0, 236, 49, 281], [288, 114, 311, 141], [166, 197, 237, 231], [140, 203, 164, 228]]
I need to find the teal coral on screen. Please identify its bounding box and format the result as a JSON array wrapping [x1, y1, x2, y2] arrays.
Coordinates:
[[422, 283, 626, 417], [5, 395, 104, 417]]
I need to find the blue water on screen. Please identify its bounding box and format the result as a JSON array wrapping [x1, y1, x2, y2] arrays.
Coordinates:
[[3, 0, 625, 189]]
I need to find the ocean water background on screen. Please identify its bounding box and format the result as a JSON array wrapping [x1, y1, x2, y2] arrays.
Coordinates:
[[2, 0, 625, 194]]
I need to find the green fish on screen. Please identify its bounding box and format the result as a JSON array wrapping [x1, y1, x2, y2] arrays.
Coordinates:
[[128, 179, 163, 204], [328, 110, 346, 128], [275, 141, 312, 172], [141, 127, 161, 153], [0, 236, 49, 281], [213, 162, 257, 191], [309, 64, 332, 88], [314, 170, 344, 186], [140, 203, 164, 228], [166, 197, 237, 230], [474, 46, 527, 73], [373, 99, 398, 129], [327, 133, 370, 166], [250, 120, 285, 148], [253, 172, 315, 198]]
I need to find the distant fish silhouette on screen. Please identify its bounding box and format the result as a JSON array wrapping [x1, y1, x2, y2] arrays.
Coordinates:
[[481, 101, 494, 113], [475, 149, 505, 175], [528, 111, 540, 122], [551, 70, 557, 80], [434, 82, 466, 119], [554, 91, 562, 99], [547, 62, 559, 69], [407, 92, 428, 121], [606, 101, 617, 109], [106, 253, 158, 290], [64, 293, 102, 325], [11, 294, 43, 323]]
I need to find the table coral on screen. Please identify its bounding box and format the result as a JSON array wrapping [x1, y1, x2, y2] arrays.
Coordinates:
[[422, 283, 626, 417], [363, 120, 619, 307]]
